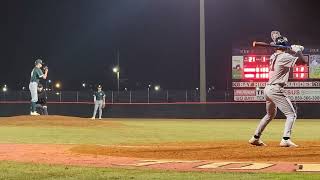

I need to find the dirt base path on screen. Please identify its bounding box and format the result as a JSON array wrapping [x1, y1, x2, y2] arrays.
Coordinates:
[[70, 141, 320, 162]]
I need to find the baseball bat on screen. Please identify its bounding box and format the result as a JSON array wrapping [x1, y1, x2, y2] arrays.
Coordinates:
[[252, 41, 291, 49]]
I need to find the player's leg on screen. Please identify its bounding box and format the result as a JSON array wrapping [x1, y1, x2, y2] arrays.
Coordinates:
[[249, 85, 277, 146], [29, 82, 39, 115], [98, 101, 103, 119], [249, 97, 277, 146], [272, 95, 298, 147], [254, 97, 277, 137], [92, 102, 98, 119], [35, 104, 43, 115], [29, 83, 34, 113], [43, 106, 48, 115]]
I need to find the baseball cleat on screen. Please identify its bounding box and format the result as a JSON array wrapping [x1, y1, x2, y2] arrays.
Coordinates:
[[249, 137, 267, 146], [91, 117, 95, 120], [30, 112, 40, 116], [99, 117, 102, 120], [280, 139, 298, 147]]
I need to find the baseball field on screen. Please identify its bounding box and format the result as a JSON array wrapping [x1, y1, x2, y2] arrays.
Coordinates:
[[0, 115, 319, 179]]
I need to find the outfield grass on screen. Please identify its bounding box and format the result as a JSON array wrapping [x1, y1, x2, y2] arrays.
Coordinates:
[[0, 119, 319, 145], [1, 161, 320, 180]]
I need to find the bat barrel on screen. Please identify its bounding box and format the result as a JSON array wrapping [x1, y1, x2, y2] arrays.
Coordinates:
[[252, 41, 257, 47]]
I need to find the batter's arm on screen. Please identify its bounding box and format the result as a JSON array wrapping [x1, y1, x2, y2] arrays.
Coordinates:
[[293, 51, 308, 64], [288, 45, 308, 64]]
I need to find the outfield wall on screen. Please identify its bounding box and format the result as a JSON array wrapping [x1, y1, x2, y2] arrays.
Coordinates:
[[0, 102, 319, 119]]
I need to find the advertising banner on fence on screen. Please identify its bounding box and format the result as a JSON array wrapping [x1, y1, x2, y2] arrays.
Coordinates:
[[232, 56, 244, 79], [309, 55, 320, 78], [232, 81, 320, 88], [234, 88, 320, 101]]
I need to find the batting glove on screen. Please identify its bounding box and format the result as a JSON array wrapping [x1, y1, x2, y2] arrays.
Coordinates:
[[291, 45, 304, 53]]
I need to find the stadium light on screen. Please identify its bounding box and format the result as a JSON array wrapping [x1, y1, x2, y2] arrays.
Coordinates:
[[82, 83, 86, 88], [113, 67, 119, 73], [154, 85, 160, 91], [55, 82, 61, 89]]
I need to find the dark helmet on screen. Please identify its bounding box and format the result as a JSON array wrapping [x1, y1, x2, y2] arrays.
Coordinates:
[[275, 36, 289, 46]]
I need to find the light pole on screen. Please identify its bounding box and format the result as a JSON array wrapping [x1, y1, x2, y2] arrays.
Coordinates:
[[200, 0, 207, 102], [113, 67, 120, 93], [2, 85, 7, 101], [55, 82, 62, 102], [113, 49, 120, 93], [147, 84, 151, 104], [48, 80, 52, 91]]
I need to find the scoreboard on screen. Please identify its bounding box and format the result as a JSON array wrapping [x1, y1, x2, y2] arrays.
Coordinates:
[[241, 55, 309, 80], [232, 47, 320, 101]]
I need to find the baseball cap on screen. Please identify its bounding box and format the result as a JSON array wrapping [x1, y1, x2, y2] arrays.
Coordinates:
[[35, 59, 43, 65]]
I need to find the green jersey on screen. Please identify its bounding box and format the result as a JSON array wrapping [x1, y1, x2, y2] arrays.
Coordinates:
[[30, 67, 44, 83], [94, 91, 106, 101]]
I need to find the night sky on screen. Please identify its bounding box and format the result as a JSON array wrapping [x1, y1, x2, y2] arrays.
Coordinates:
[[2, 0, 320, 90]]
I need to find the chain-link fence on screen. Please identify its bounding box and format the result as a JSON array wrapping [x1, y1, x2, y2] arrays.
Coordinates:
[[0, 90, 234, 103]]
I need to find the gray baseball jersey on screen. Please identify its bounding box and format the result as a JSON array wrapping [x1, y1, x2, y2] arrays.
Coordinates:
[[268, 52, 298, 85], [254, 51, 298, 138]]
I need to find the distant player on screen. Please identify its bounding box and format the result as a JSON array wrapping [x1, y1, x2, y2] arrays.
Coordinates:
[[29, 59, 48, 116], [91, 85, 106, 120], [249, 32, 308, 147], [35, 83, 48, 115]]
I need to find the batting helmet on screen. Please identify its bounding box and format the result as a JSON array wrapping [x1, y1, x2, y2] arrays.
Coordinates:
[[275, 36, 289, 46]]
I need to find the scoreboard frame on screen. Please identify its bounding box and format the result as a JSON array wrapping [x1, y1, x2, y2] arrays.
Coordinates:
[[232, 47, 320, 102], [232, 47, 320, 82]]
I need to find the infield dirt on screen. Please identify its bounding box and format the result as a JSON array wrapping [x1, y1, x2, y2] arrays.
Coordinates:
[[0, 116, 319, 173]]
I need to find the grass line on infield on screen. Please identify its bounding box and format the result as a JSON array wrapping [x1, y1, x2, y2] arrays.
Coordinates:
[[0, 161, 320, 180], [0, 118, 319, 145]]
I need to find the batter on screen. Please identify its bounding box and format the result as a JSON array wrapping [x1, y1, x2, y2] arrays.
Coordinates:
[[249, 32, 307, 147]]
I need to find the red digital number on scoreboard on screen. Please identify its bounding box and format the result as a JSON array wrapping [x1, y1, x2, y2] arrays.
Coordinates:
[[293, 65, 308, 79], [243, 56, 270, 80], [243, 55, 308, 80]]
